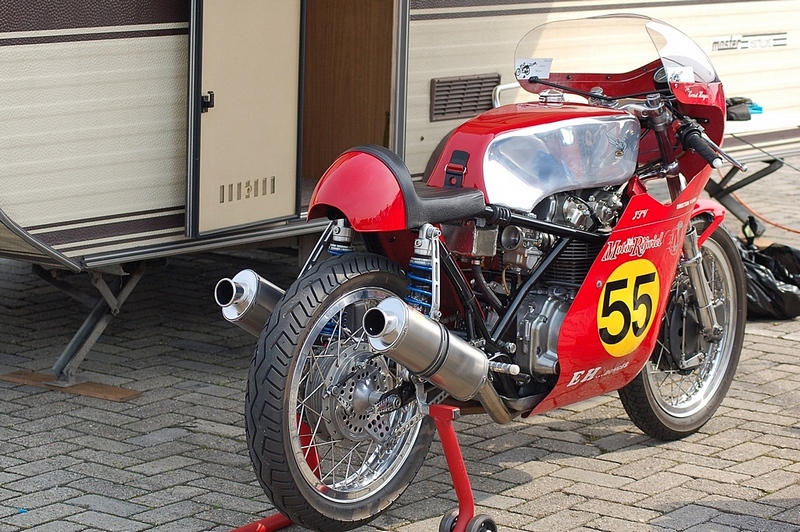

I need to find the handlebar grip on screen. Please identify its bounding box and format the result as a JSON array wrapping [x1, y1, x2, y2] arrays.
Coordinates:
[[682, 130, 723, 168]]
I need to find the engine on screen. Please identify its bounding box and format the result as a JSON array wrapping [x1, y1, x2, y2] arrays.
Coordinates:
[[516, 286, 574, 376], [442, 185, 624, 381], [500, 187, 622, 274], [502, 187, 623, 378]]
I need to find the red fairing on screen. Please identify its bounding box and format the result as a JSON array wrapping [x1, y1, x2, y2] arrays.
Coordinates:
[[307, 151, 407, 231], [426, 103, 629, 195], [527, 172, 721, 415]]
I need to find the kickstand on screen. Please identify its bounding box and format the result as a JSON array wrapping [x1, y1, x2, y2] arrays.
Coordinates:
[[232, 403, 494, 532]]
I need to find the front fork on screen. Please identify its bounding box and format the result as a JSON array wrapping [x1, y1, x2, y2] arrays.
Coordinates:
[[681, 226, 724, 342], [642, 94, 723, 345]]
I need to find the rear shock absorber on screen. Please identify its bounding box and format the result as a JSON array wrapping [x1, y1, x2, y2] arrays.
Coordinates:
[[405, 224, 441, 319], [321, 220, 354, 336], [328, 219, 354, 255]]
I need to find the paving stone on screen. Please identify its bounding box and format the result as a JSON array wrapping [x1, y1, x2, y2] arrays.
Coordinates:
[[4, 486, 83, 511], [3, 502, 82, 528], [742, 469, 800, 492], [523, 508, 597, 532], [129, 469, 206, 492], [7, 455, 82, 477], [67, 510, 150, 531], [651, 504, 720, 530], [130, 485, 209, 508], [21, 522, 86, 532], [622, 471, 693, 496], [711, 512, 800, 532], [3, 470, 84, 494], [131, 500, 211, 525], [124, 427, 191, 448], [514, 493, 587, 519], [69, 494, 148, 517], [573, 499, 661, 523], [145, 518, 220, 532]]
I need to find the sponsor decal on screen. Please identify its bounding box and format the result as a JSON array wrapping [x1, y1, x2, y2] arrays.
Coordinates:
[[666, 221, 685, 256], [602, 233, 664, 261], [676, 198, 697, 210], [712, 33, 788, 51], [666, 66, 694, 83], [567, 361, 629, 387], [684, 88, 710, 101], [597, 259, 660, 358], [515, 58, 553, 80]]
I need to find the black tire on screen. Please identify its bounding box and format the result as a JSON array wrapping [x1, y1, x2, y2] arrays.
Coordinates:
[[465, 514, 498, 532], [246, 252, 435, 532], [439, 508, 459, 532], [619, 223, 746, 440]]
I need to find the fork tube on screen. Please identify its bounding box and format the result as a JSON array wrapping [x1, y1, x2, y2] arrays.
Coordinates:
[[645, 94, 683, 200], [681, 227, 723, 341]]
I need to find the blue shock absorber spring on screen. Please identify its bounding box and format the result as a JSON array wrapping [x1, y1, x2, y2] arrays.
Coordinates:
[[405, 256, 433, 312], [320, 311, 346, 337]]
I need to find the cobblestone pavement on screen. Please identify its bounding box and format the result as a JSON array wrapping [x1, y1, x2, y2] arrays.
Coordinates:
[[1, 157, 800, 532]]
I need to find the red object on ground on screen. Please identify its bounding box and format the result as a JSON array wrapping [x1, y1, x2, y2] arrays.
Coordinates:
[[230, 512, 294, 532], [428, 404, 475, 532]]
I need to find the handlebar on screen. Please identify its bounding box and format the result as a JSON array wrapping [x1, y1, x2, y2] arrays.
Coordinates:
[[680, 128, 723, 169], [678, 121, 748, 172]]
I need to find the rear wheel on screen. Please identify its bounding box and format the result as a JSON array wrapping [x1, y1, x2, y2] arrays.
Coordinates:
[[246, 253, 435, 531], [619, 223, 746, 440]]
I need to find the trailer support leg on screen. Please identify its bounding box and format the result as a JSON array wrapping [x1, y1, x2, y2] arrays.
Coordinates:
[[50, 263, 147, 386]]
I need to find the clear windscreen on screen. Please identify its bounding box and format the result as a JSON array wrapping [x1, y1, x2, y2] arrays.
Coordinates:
[[514, 14, 718, 96]]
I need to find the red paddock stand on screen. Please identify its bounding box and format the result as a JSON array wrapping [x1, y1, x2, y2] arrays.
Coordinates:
[[231, 404, 496, 532], [230, 513, 294, 532]]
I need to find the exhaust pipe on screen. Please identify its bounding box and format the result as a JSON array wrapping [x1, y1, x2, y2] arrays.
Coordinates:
[[363, 297, 514, 424], [215, 269, 285, 337]]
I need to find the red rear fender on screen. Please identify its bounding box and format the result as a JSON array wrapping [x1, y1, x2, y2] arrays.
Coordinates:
[[307, 146, 408, 232]]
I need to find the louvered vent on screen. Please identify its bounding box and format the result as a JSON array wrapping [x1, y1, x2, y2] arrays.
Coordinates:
[[430, 73, 501, 121]]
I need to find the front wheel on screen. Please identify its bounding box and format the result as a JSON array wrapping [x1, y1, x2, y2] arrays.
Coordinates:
[[619, 223, 746, 440], [245, 253, 435, 532]]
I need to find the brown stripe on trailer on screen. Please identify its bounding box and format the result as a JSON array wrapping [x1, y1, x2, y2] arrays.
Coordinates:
[[30, 213, 186, 248], [0, 27, 189, 47], [409, 0, 773, 19], [0, 0, 188, 32]]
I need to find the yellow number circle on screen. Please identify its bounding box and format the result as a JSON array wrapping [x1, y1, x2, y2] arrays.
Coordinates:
[[597, 259, 660, 357]]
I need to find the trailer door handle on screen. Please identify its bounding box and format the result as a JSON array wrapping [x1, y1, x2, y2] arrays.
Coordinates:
[[201, 91, 215, 113]]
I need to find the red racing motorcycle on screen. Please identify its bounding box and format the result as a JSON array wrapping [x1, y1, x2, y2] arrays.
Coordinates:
[[216, 14, 747, 532]]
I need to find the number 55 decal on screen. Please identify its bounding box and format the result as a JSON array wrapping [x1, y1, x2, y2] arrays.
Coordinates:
[[597, 259, 660, 357]]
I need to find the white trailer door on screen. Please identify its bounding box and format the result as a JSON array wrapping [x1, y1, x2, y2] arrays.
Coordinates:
[[187, 0, 301, 236]]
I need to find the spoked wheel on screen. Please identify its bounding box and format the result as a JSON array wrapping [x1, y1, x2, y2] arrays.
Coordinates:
[[246, 253, 435, 532], [619, 223, 746, 440]]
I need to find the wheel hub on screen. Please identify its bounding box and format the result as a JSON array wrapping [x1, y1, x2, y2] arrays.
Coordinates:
[[661, 288, 712, 373], [307, 346, 397, 444]]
